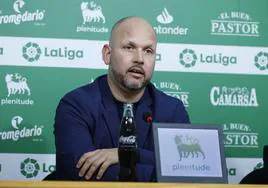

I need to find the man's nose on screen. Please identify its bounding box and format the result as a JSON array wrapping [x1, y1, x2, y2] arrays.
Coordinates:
[[133, 50, 144, 64]]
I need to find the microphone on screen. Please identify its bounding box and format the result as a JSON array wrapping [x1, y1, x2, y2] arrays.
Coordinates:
[[143, 112, 153, 124]]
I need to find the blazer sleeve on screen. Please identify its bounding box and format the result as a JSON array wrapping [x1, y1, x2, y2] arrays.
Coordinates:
[[54, 94, 118, 181]]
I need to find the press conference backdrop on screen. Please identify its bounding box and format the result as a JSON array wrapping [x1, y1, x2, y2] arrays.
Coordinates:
[[0, 0, 268, 183]]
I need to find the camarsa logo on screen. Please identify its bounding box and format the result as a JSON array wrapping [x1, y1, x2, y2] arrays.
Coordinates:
[[0, 0, 45, 25], [153, 81, 190, 107], [210, 86, 258, 107], [211, 12, 259, 37]]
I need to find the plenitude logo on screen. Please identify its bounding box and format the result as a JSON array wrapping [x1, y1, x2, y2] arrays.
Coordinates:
[[210, 86, 258, 107], [0, 0, 45, 25], [0, 116, 43, 142], [223, 123, 259, 148], [153, 81, 190, 107], [211, 12, 259, 37], [1, 73, 34, 106], [172, 134, 210, 172], [20, 158, 55, 179], [77, 1, 108, 33], [154, 7, 188, 36], [254, 51, 268, 71], [22, 42, 84, 62], [179, 48, 237, 68]]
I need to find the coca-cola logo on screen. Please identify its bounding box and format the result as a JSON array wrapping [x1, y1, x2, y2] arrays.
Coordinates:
[[119, 136, 136, 144]]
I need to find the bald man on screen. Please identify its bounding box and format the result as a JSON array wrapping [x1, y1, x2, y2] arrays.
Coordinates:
[[54, 17, 190, 181]]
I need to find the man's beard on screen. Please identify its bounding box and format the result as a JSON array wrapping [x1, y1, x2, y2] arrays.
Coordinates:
[[109, 66, 150, 92]]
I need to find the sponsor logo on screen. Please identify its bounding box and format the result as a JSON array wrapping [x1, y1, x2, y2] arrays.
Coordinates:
[[175, 134, 205, 161], [157, 7, 173, 24], [0, 0, 45, 26], [211, 12, 259, 37], [0, 116, 43, 141], [154, 7, 188, 36], [0, 47, 3, 55], [119, 136, 136, 145], [156, 53, 161, 61], [22, 42, 42, 62], [223, 123, 259, 148], [210, 86, 258, 107], [20, 158, 40, 178], [254, 51, 268, 71], [228, 168, 236, 176], [179, 49, 197, 68], [22, 42, 84, 62], [77, 1, 108, 33], [20, 158, 55, 179], [153, 81, 190, 107], [179, 48, 237, 68], [1, 73, 34, 106], [170, 134, 210, 173], [254, 162, 263, 170]]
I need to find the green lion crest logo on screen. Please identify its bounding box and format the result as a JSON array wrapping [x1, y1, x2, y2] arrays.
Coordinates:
[[174, 134, 205, 161], [20, 158, 40, 178]]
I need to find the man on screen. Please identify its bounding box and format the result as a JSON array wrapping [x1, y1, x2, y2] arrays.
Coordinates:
[[54, 16, 190, 181]]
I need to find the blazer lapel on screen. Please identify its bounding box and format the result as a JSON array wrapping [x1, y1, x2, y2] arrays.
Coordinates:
[[99, 76, 120, 147]]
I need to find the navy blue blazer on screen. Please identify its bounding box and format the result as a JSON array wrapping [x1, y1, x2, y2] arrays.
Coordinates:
[[54, 75, 190, 181]]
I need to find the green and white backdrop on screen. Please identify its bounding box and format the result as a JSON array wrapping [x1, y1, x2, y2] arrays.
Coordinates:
[[0, 0, 268, 183]]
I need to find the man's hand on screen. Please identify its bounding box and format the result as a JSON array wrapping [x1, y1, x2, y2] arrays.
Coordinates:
[[76, 148, 118, 180]]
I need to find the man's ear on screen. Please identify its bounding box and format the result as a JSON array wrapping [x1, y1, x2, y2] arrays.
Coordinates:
[[102, 44, 111, 65]]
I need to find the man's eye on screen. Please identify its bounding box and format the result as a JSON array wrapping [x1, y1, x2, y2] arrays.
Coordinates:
[[145, 49, 153, 54], [124, 46, 134, 50]]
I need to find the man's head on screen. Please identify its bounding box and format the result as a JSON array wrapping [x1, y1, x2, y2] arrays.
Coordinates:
[[102, 16, 157, 94]]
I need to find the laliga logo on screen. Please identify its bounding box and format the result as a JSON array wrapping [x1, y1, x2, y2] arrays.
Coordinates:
[[11, 116, 23, 129], [13, 0, 25, 13]]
